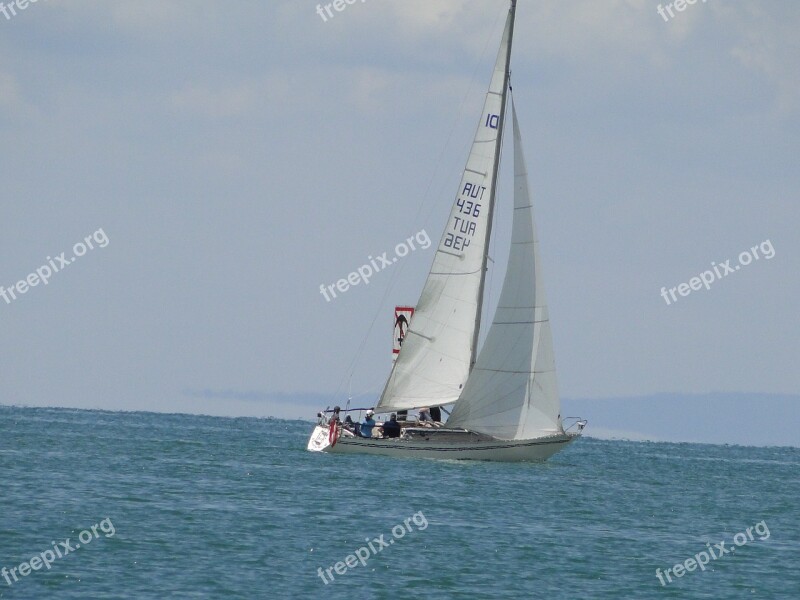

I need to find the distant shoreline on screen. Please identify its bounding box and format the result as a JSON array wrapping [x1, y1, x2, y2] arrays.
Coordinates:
[[2, 392, 798, 449]]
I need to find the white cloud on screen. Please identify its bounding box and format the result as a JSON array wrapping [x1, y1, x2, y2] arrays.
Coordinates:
[[720, 3, 800, 115], [168, 75, 291, 119]]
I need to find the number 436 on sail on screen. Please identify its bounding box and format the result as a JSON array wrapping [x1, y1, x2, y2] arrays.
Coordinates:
[[456, 198, 481, 217]]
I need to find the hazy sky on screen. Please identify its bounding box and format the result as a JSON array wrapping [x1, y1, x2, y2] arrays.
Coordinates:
[[1, 1, 798, 430]]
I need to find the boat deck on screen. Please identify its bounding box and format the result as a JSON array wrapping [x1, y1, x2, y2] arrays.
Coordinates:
[[400, 427, 495, 443]]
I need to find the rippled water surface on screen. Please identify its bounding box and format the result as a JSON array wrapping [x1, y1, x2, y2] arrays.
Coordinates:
[[0, 406, 797, 599]]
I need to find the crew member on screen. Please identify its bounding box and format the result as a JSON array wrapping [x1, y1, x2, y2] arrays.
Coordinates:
[[360, 410, 376, 438], [382, 413, 402, 438]]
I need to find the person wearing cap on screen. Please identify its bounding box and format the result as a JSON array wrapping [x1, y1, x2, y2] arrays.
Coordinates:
[[381, 413, 401, 438], [359, 410, 376, 438]]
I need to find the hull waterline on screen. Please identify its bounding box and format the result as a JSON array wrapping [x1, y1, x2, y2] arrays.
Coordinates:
[[307, 425, 578, 462]]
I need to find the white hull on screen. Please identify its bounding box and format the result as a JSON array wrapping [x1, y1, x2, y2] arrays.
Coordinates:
[[306, 425, 578, 462]]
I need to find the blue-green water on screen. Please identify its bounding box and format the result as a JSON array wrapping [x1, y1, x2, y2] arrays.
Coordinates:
[[0, 406, 797, 599]]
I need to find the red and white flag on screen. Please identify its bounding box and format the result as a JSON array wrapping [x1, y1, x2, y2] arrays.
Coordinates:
[[393, 306, 414, 361]]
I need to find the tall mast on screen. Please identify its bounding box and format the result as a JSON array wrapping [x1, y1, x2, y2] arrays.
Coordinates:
[[471, 0, 516, 368], [376, 1, 519, 412]]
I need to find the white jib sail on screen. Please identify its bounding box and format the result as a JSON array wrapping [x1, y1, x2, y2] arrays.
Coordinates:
[[376, 5, 516, 413], [446, 98, 562, 440]]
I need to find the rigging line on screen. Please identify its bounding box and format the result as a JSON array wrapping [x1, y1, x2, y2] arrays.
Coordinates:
[[377, 2, 509, 302], [349, 382, 385, 402], [421, 4, 510, 233], [331, 4, 508, 405]]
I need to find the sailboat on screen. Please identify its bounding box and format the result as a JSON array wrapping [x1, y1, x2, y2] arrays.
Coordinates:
[[307, 0, 586, 462]]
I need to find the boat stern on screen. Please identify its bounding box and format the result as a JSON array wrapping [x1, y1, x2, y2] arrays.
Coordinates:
[[307, 424, 332, 452]]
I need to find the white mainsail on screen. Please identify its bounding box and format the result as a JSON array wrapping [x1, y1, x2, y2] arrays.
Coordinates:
[[446, 99, 562, 440], [376, 4, 517, 413]]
